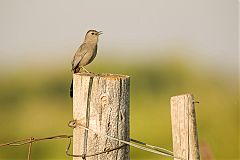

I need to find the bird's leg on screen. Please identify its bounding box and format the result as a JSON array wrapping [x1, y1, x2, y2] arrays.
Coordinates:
[[81, 66, 90, 73]]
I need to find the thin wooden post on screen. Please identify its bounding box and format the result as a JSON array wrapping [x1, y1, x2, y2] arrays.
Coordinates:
[[171, 94, 200, 160], [73, 73, 130, 160]]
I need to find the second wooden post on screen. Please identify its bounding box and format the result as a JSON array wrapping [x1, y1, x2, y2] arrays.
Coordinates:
[[73, 73, 130, 160], [171, 94, 200, 160]]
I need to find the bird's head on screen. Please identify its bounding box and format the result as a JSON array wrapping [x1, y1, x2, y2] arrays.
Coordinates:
[[84, 30, 103, 43]]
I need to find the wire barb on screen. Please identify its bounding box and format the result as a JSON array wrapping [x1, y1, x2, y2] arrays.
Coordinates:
[[27, 137, 34, 160], [193, 101, 200, 104]]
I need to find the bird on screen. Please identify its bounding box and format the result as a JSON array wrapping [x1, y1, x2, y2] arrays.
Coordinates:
[[70, 30, 102, 98]]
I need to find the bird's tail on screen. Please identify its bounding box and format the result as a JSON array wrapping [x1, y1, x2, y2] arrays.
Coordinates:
[[70, 79, 73, 98]]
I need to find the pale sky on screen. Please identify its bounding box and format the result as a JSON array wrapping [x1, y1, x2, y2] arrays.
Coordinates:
[[0, 0, 238, 74]]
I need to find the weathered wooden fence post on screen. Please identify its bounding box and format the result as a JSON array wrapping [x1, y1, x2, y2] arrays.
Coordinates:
[[73, 73, 130, 160], [171, 94, 200, 160]]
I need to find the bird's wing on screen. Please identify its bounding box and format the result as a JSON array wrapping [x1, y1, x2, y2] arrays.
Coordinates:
[[71, 43, 88, 70]]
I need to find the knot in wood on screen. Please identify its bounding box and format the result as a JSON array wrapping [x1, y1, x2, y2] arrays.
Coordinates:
[[100, 94, 109, 108]]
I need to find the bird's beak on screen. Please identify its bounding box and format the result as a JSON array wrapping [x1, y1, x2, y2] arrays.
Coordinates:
[[97, 31, 103, 35]]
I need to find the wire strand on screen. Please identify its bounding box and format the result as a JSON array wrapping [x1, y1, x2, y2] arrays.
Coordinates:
[[72, 121, 184, 160]]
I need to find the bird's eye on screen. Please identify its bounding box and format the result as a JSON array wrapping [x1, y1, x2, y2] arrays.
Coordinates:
[[91, 32, 94, 35]]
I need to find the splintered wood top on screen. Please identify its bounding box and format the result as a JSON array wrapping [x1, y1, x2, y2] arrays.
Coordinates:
[[74, 73, 130, 79]]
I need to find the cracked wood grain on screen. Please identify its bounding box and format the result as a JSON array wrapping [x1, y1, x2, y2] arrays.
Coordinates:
[[73, 73, 130, 160]]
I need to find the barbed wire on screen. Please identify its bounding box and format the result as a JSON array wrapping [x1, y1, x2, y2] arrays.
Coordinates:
[[0, 121, 184, 160], [68, 120, 184, 160], [0, 135, 72, 160], [66, 137, 127, 158], [0, 135, 72, 147]]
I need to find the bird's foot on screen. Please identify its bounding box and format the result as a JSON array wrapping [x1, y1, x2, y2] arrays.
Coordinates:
[[81, 67, 90, 73]]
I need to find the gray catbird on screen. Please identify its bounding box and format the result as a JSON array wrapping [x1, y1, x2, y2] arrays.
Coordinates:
[[70, 30, 102, 97]]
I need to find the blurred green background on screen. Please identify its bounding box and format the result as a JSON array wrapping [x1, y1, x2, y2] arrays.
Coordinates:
[[0, 52, 238, 159], [0, 0, 238, 160]]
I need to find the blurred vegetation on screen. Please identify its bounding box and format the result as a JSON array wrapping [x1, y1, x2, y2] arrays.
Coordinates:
[[0, 54, 238, 160]]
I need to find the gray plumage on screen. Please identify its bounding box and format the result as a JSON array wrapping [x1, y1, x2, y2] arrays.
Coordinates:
[[72, 30, 102, 73], [70, 30, 102, 97]]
